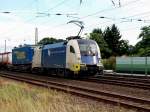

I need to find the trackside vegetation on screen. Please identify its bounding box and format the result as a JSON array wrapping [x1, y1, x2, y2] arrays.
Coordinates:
[[0, 78, 136, 112], [36, 24, 150, 71], [38, 24, 150, 70], [89, 24, 150, 58], [102, 57, 116, 70], [38, 24, 150, 58]]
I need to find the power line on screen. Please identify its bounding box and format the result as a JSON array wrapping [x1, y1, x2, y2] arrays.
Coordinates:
[[110, 0, 121, 7], [77, 0, 141, 20], [0, 0, 71, 36], [0, 0, 144, 41], [0, 0, 76, 42], [32, 0, 147, 39], [45, 0, 70, 13], [43, 0, 145, 25], [36, 0, 142, 33], [99, 16, 150, 23], [122, 11, 150, 18], [77, 10, 150, 32]]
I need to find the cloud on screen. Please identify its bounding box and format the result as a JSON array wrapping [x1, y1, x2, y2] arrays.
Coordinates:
[[0, 17, 80, 52], [0, 13, 23, 22], [0, 0, 150, 53]]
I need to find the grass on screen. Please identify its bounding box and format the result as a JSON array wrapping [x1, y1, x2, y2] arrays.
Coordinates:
[[0, 77, 136, 112]]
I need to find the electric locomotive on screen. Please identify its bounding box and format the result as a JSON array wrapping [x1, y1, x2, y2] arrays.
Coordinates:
[[11, 36, 103, 77]]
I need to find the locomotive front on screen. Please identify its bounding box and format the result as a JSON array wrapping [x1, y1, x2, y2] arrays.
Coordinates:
[[78, 39, 103, 75], [66, 39, 103, 76]]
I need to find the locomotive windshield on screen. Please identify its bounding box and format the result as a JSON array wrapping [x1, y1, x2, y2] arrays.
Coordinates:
[[77, 39, 97, 56]]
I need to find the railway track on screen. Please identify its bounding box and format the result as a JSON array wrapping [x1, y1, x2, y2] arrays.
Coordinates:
[[0, 71, 150, 112], [100, 74, 150, 84], [104, 73, 150, 81], [82, 74, 150, 90]]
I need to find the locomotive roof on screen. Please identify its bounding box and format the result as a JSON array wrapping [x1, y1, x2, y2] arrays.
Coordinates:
[[43, 42, 66, 49], [77, 39, 96, 44], [13, 44, 40, 49]]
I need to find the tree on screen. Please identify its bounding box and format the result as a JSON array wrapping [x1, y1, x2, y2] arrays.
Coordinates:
[[134, 26, 150, 56], [89, 28, 112, 58], [139, 26, 150, 40], [103, 24, 122, 56], [128, 45, 135, 56], [89, 26, 130, 58], [38, 37, 65, 45], [139, 26, 150, 48], [118, 39, 129, 55]]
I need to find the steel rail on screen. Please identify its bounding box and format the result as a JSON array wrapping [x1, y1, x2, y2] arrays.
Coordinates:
[[84, 77, 150, 90], [97, 75, 150, 83], [0, 72, 150, 111], [104, 73, 150, 79]]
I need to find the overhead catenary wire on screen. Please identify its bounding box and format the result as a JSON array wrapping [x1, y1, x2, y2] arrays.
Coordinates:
[[34, 0, 140, 33], [76, 0, 141, 20], [110, 0, 121, 7], [123, 11, 150, 18], [39, 9, 150, 37], [0, 0, 141, 35], [0, 0, 147, 44], [44, 0, 70, 13], [99, 16, 150, 23], [0, 0, 40, 36], [0, 0, 71, 38], [34, 0, 143, 34], [86, 10, 150, 27]]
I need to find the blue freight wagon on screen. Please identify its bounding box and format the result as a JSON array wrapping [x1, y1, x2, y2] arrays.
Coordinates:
[[12, 45, 34, 65], [42, 42, 66, 68]]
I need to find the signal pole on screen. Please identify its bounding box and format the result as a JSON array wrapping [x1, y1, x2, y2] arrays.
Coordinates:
[[4, 40, 6, 52], [35, 27, 38, 45]]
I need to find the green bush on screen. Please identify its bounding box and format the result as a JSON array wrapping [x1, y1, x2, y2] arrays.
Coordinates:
[[102, 57, 116, 70]]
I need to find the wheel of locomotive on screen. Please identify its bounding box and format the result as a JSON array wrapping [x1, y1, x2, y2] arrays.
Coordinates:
[[98, 70, 104, 75], [64, 69, 70, 78], [73, 74, 80, 79], [64, 70, 78, 79]]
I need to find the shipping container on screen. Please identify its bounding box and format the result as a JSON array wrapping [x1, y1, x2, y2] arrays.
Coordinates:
[[0, 52, 12, 65], [42, 42, 66, 68], [12, 45, 34, 65]]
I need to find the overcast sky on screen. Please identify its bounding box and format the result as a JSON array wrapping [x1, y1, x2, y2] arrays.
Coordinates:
[[0, 0, 150, 52]]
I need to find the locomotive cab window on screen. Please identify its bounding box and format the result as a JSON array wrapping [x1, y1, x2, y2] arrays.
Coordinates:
[[70, 46, 75, 53], [77, 40, 98, 56]]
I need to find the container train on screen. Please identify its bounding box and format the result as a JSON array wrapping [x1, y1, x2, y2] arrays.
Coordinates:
[[0, 52, 12, 68], [0, 37, 104, 78]]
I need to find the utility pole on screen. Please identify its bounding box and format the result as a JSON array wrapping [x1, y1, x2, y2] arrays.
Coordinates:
[[4, 40, 6, 52], [35, 27, 38, 45]]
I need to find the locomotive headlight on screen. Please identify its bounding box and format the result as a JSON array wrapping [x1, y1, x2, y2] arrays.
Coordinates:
[[97, 59, 103, 67], [97, 63, 103, 66], [98, 58, 102, 63]]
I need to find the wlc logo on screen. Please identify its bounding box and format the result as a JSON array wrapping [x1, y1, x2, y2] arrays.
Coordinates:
[[14, 51, 26, 59]]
